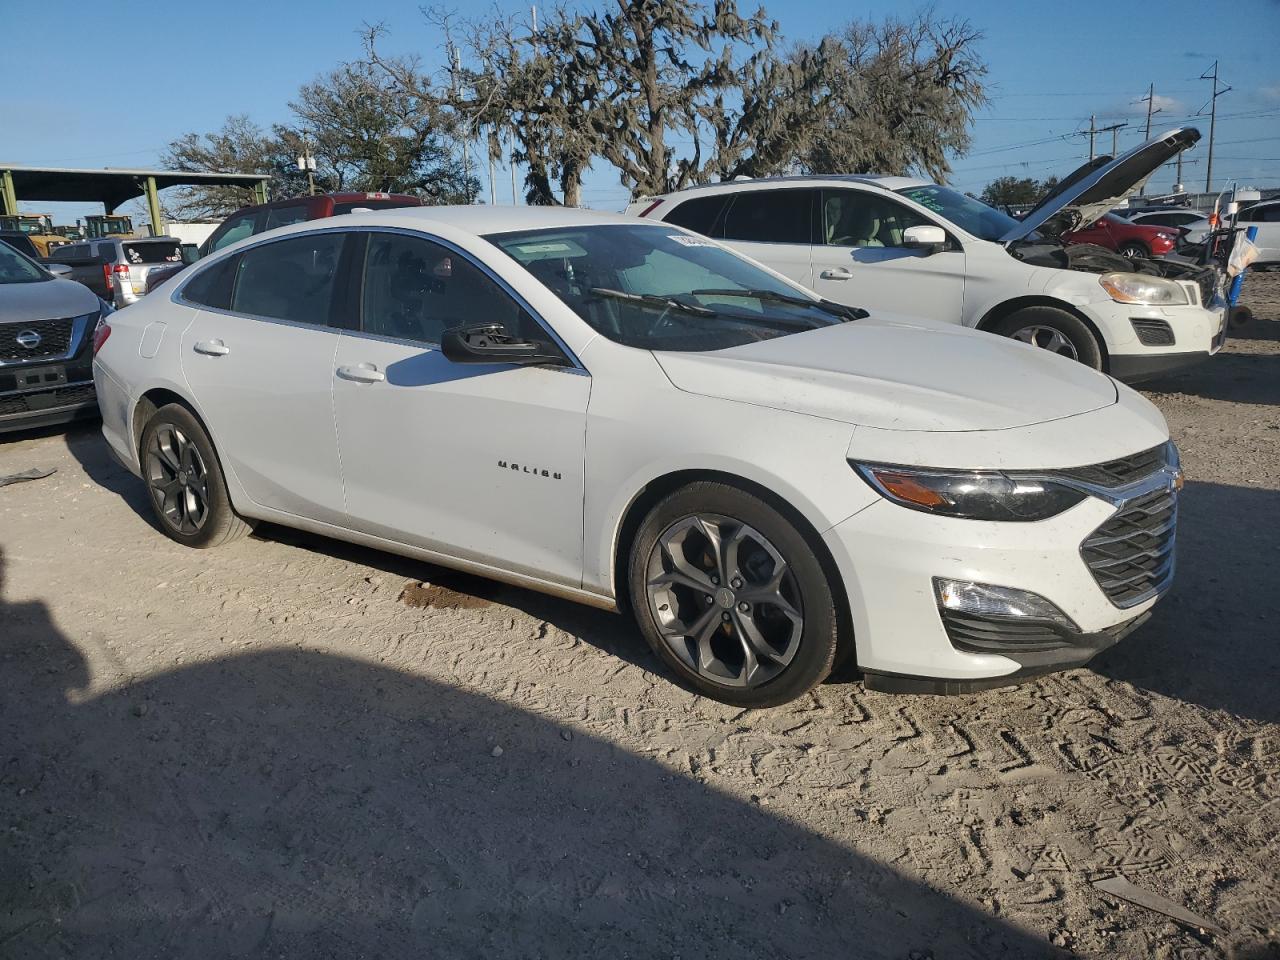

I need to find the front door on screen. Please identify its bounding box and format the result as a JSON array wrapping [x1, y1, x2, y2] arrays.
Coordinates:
[[180, 230, 347, 523], [331, 231, 590, 587], [810, 188, 966, 324]]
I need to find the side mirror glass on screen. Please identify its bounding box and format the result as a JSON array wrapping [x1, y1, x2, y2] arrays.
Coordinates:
[[181, 244, 201, 264], [441, 323, 565, 367], [902, 225, 947, 253], [45, 263, 72, 278]]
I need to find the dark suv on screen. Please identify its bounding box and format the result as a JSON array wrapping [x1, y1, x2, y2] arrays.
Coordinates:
[[1, 242, 108, 434]]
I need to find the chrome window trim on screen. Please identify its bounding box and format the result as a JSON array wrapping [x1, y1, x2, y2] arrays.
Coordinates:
[[173, 224, 587, 373]]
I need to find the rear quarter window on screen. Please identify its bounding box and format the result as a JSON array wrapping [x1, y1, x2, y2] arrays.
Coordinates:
[[662, 195, 729, 237]]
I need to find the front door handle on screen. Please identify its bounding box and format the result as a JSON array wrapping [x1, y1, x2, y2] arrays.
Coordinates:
[[820, 267, 854, 280], [193, 338, 229, 356], [336, 362, 386, 384]]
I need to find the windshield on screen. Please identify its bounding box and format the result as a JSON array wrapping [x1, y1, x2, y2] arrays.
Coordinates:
[[485, 224, 845, 352], [0, 242, 50, 284], [896, 185, 1024, 242]]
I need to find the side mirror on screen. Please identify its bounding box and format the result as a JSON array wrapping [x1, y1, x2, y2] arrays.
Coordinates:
[[902, 225, 947, 253], [441, 323, 565, 366], [45, 263, 72, 278]]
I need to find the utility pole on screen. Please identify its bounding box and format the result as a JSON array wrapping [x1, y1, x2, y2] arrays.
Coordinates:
[[296, 149, 316, 196], [1200, 60, 1232, 192], [1140, 83, 1162, 140], [1088, 115, 1097, 160], [1104, 122, 1128, 156]]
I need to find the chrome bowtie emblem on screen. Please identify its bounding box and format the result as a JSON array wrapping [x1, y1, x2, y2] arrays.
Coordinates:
[[15, 330, 42, 350]]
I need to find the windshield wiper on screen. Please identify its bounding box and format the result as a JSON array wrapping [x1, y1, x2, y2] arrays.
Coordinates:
[[588, 287, 717, 317], [690, 288, 868, 322]]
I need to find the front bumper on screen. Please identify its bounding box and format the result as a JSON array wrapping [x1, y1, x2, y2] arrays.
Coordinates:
[[822, 479, 1174, 692], [1083, 294, 1228, 383]]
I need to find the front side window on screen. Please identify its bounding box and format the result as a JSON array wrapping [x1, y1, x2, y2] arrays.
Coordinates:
[[0, 241, 49, 284], [361, 232, 537, 345], [231, 232, 344, 325], [896, 184, 1022, 242], [487, 223, 845, 352], [821, 190, 935, 248], [211, 213, 257, 252], [264, 204, 310, 231], [721, 189, 814, 244]]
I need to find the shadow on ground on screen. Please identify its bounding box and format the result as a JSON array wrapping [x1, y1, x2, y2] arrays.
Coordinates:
[[1092, 480, 1280, 724], [0, 549, 1049, 959]]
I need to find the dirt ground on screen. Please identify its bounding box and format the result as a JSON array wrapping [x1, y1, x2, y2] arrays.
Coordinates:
[[2, 276, 1279, 960]]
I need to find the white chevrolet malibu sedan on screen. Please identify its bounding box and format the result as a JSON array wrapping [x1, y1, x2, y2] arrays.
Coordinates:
[[92, 206, 1181, 707]]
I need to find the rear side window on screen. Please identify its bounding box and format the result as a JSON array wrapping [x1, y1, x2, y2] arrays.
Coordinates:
[[210, 212, 257, 252], [232, 232, 345, 325], [662, 195, 728, 237], [182, 254, 239, 310], [721, 189, 814, 244], [264, 204, 310, 230], [122, 241, 182, 264]]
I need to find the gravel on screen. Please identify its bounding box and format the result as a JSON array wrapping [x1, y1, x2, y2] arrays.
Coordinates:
[[1, 276, 1278, 959]]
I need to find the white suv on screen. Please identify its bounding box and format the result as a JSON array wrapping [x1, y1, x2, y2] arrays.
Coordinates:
[[631, 129, 1228, 381]]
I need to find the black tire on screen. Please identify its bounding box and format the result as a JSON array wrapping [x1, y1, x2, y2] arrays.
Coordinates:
[[139, 403, 251, 548], [1118, 241, 1148, 259], [992, 306, 1104, 370], [628, 481, 839, 708]]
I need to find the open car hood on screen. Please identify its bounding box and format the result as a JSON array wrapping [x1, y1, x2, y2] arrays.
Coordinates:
[[999, 127, 1201, 243]]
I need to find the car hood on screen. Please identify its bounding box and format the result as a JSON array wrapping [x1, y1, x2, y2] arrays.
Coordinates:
[[653, 317, 1118, 432], [1000, 128, 1201, 243], [0, 277, 101, 325]]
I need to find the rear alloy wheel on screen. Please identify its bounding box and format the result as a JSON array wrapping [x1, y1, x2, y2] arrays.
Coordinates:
[[993, 306, 1103, 370], [1119, 242, 1148, 259], [629, 482, 839, 707], [141, 403, 251, 548]]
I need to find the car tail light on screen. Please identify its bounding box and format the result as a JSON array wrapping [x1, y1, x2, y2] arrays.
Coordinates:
[[113, 263, 131, 277], [102, 263, 113, 289], [636, 199, 664, 218], [92, 318, 112, 356]]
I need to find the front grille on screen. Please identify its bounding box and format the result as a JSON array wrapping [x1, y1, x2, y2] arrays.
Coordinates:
[[0, 317, 75, 362], [1195, 272, 1216, 307], [1081, 486, 1177, 607], [1130, 317, 1176, 346], [0, 382, 96, 417], [1056, 444, 1168, 488]]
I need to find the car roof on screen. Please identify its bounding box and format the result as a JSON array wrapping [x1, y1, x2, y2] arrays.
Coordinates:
[[334, 204, 642, 234], [649, 174, 933, 202]]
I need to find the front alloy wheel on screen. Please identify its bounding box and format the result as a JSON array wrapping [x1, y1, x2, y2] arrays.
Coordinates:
[[645, 514, 804, 688], [628, 482, 840, 707], [1010, 324, 1079, 360]]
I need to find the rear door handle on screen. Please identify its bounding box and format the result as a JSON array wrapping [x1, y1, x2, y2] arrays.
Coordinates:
[[336, 362, 386, 384], [820, 267, 854, 280], [193, 339, 229, 356]]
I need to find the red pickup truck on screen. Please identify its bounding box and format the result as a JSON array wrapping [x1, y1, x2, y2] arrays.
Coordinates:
[[1062, 212, 1180, 259]]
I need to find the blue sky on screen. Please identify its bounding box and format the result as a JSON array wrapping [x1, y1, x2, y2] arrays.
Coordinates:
[[4, 0, 1278, 224]]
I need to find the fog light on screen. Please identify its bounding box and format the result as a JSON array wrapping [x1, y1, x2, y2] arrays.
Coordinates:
[[933, 578, 1078, 629]]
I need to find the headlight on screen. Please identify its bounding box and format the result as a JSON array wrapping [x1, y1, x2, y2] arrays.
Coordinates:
[[852, 462, 1087, 521], [1099, 272, 1190, 306]]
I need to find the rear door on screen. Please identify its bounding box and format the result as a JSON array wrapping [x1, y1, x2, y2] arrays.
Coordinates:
[[810, 188, 966, 322], [331, 230, 589, 586], [717, 188, 816, 287], [180, 231, 349, 523]]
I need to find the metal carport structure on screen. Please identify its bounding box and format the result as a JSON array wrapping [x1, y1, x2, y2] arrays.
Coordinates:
[[0, 165, 270, 236]]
